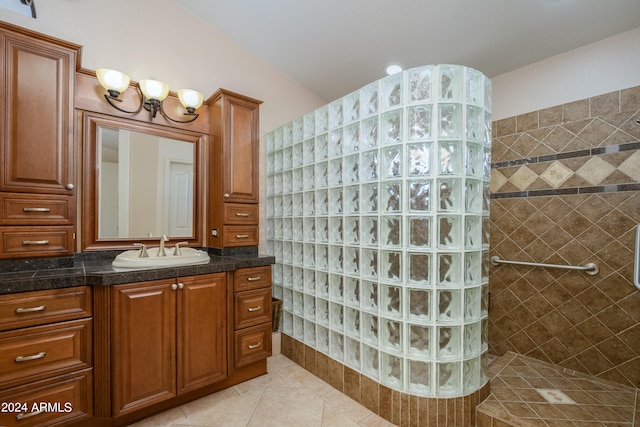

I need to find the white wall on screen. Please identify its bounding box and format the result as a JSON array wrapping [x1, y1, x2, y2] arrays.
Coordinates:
[[492, 26, 640, 121]]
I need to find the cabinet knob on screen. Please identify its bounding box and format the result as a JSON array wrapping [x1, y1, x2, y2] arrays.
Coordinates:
[[223, 193, 230, 199], [171, 284, 178, 290], [66, 183, 74, 190], [178, 282, 184, 289]]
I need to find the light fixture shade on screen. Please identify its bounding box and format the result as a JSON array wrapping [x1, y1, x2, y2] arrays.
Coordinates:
[[139, 79, 170, 102], [96, 68, 130, 94], [177, 89, 204, 111]]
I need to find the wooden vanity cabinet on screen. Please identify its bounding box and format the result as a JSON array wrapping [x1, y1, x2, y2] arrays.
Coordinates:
[[233, 266, 272, 368], [0, 22, 80, 259], [207, 89, 262, 249], [0, 287, 93, 427], [107, 273, 226, 418]]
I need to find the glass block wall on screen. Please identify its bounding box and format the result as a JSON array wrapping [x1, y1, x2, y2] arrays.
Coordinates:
[[266, 64, 492, 398]]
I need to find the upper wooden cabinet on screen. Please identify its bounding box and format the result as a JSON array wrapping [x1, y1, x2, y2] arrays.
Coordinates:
[[207, 89, 262, 248], [0, 22, 80, 259], [0, 23, 80, 194]]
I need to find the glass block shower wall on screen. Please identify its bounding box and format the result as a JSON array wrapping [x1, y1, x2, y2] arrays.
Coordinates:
[[266, 64, 492, 398]]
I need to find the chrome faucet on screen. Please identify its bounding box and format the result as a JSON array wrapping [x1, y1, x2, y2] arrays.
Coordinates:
[[173, 241, 189, 256], [159, 235, 169, 257], [133, 243, 149, 258]]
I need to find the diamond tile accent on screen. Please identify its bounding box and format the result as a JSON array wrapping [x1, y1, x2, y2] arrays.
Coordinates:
[[540, 161, 573, 188], [490, 169, 508, 193], [618, 150, 640, 181], [575, 156, 617, 185], [509, 166, 538, 191]]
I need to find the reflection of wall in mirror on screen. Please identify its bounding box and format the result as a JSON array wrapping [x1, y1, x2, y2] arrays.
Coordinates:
[[98, 127, 194, 239]]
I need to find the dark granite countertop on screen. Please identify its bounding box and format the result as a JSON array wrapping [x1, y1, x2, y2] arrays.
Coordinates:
[[0, 252, 275, 295]]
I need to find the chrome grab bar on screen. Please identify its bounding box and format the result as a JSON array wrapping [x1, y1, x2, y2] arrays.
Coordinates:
[[634, 225, 640, 290], [490, 256, 599, 276]]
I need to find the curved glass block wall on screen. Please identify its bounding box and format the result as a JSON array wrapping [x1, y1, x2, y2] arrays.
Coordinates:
[[267, 64, 492, 398]]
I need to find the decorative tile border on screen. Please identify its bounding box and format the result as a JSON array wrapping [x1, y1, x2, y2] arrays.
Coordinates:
[[491, 141, 640, 198]]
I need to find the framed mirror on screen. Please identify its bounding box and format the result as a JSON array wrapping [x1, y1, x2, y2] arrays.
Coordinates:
[[82, 112, 206, 251]]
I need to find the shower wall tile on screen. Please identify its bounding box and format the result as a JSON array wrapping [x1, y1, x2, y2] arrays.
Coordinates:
[[489, 85, 640, 389]]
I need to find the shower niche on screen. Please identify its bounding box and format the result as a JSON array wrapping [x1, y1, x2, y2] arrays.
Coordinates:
[[267, 64, 491, 398]]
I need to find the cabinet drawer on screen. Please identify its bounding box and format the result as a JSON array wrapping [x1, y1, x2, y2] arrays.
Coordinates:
[[222, 226, 258, 247], [0, 319, 92, 389], [0, 369, 92, 427], [234, 266, 271, 292], [0, 287, 91, 332], [234, 288, 271, 329], [0, 227, 74, 259], [0, 193, 73, 226], [223, 203, 258, 225], [234, 323, 271, 368]]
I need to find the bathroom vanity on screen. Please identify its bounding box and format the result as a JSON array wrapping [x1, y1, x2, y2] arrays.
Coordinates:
[[0, 21, 273, 427]]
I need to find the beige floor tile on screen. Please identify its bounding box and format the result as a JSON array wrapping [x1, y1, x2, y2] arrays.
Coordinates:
[[322, 389, 373, 423], [358, 413, 397, 427], [320, 403, 362, 426], [247, 386, 325, 427], [181, 387, 262, 427], [128, 406, 187, 427]]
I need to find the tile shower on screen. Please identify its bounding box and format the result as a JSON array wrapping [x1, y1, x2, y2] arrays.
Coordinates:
[[266, 64, 492, 406]]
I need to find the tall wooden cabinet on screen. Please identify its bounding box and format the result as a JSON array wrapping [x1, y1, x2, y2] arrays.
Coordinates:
[[207, 89, 262, 249], [0, 22, 80, 258]]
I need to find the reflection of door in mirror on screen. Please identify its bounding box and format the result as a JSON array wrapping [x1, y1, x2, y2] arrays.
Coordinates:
[[98, 126, 194, 239]]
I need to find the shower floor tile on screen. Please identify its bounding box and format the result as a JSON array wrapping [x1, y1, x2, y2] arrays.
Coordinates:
[[477, 352, 638, 426]]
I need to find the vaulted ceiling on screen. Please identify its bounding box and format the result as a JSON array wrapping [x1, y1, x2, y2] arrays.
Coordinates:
[[176, 0, 640, 102]]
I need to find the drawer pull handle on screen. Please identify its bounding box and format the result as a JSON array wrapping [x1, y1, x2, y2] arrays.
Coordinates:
[[22, 240, 49, 245], [247, 342, 262, 349], [247, 276, 261, 281], [235, 213, 250, 217], [248, 306, 262, 312], [235, 234, 249, 239], [16, 409, 44, 420], [22, 207, 51, 212], [15, 351, 46, 363], [15, 305, 46, 314]]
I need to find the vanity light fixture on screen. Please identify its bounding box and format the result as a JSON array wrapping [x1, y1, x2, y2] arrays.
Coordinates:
[[96, 68, 204, 123]]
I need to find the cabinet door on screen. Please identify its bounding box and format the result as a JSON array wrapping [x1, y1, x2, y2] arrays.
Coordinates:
[[111, 281, 176, 417], [221, 95, 259, 204], [0, 31, 76, 194], [177, 273, 227, 393]]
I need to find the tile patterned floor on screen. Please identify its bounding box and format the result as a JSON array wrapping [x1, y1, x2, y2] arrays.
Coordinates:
[[477, 352, 639, 427], [130, 350, 639, 426], [129, 354, 396, 427]]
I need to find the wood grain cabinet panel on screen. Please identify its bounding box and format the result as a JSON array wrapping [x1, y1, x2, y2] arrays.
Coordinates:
[[0, 22, 80, 260], [0, 286, 93, 427], [110, 273, 227, 417], [232, 266, 272, 369], [207, 89, 262, 248], [0, 369, 92, 427], [234, 288, 271, 329], [0, 287, 91, 332], [0, 319, 92, 390], [0, 193, 74, 225]]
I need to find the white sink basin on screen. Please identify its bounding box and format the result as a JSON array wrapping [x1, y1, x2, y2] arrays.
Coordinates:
[[112, 247, 210, 268]]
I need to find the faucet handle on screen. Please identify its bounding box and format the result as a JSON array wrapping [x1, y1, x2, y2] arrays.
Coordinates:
[[173, 241, 189, 256], [133, 243, 149, 258]]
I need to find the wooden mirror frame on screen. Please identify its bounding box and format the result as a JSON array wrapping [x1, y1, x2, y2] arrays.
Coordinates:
[[81, 111, 207, 251]]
